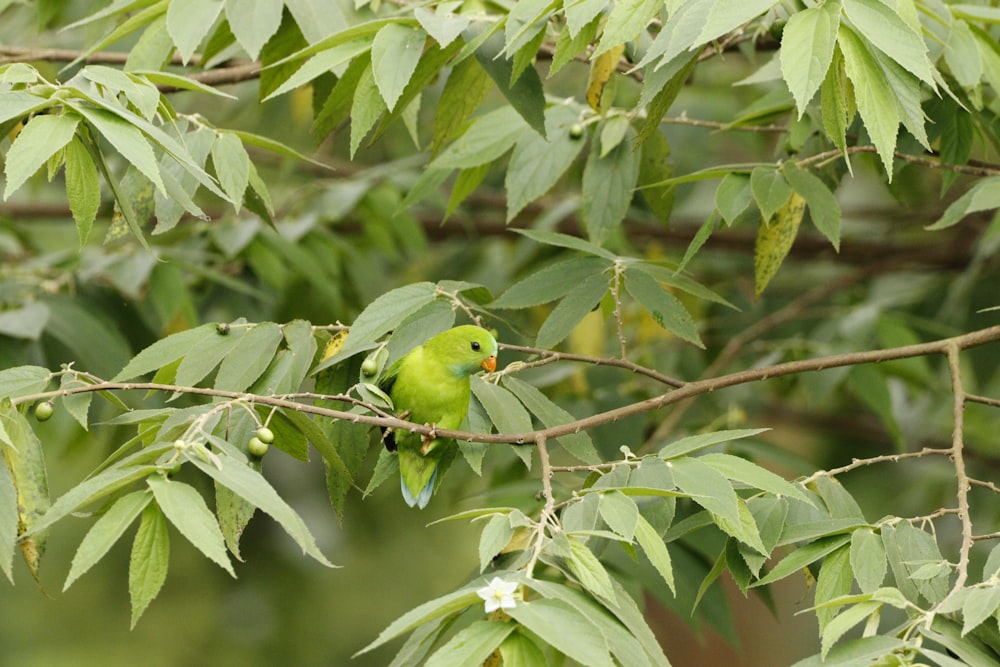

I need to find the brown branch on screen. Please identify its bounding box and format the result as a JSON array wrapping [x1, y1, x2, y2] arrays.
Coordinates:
[[799, 145, 1000, 177], [498, 343, 685, 388], [17, 324, 1000, 446], [946, 342, 973, 591], [799, 447, 952, 486]]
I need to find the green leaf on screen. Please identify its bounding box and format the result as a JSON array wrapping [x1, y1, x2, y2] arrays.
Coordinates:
[[634, 513, 675, 594], [356, 587, 482, 656], [147, 475, 234, 576], [330, 283, 437, 362], [492, 256, 610, 309], [210, 132, 250, 211], [214, 322, 284, 392], [471, 377, 533, 435], [822, 600, 881, 659], [820, 48, 852, 160], [505, 105, 586, 221], [185, 450, 334, 566], [623, 267, 702, 347], [430, 57, 493, 155], [594, 0, 661, 58], [536, 272, 609, 349], [566, 537, 616, 601], [962, 586, 1000, 636], [715, 172, 752, 225], [263, 37, 373, 101], [73, 104, 166, 194], [753, 534, 851, 587], [842, 0, 934, 87], [550, 15, 600, 77], [837, 23, 899, 177], [599, 490, 639, 540], [0, 452, 18, 583], [501, 376, 600, 464], [431, 101, 529, 170], [750, 167, 793, 222], [0, 366, 51, 400], [64, 490, 151, 591], [0, 302, 49, 340], [696, 0, 779, 45], [425, 620, 515, 667], [225, 0, 282, 60], [636, 125, 674, 222], [512, 228, 620, 260], [0, 400, 51, 580], [927, 176, 1000, 230], [659, 428, 770, 459], [64, 137, 101, 247], [129, 502, 170, 628], [0, 91, 49, 126], [815, 544, 854, 634], [470, 25, 546, 137], [3, 112, 80, 200], [699, 453, 811, 504], [506, 599, 615, 667], [564, 0, 608, 37], [114, 323, 213, 381], [478, 514, 515, 571], [415, 7, 469, 48], [781, 1, 841, 116], [581, 126, 641, 244], [166, 0, 223, 63], [783, 163, 841, 250], [371, 23, 426, 111], [499, 631, 548, 666]]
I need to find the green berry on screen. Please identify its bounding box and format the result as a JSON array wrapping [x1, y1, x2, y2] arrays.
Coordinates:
[[569, 123, 585, 139], [33, 401, 54, 422], [248, 436, 269, 458], [361, 357, 378, 376], [256, 426, 274, 444]]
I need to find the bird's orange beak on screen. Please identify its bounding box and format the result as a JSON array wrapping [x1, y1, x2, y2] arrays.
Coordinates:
[[481, 355, 497, 373]]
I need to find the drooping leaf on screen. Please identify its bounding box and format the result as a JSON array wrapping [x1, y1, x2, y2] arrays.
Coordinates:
[[65, 490, 152, 591], [623, 267, 702, 347], [754, 191, 805, 298], [3, 112, 80, 199], [129, 502, 170, 628], [225, 0, 283, 60], [781, 1, 841, 116], [371, 23, 427, 111]]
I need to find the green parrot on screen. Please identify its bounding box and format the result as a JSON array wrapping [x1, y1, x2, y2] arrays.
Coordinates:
[[379, 325, 498, 508]]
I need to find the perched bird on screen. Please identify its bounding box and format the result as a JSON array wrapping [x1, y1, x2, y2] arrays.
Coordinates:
[[379, 325, 498, 508]]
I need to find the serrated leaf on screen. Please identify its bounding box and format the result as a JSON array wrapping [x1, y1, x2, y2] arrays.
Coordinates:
[[431, 104, 528, 169], [65, 490, 151, 591], [566, 537, 616, 601], [64, 137, 101, 247], [699, 452, 811, 503], [430, 57, 493, 156], [470, 26, 546, 137], [0, 91, 49, 126], [838, 23, 899, 177], [750, 167, 793, 222], [753, 534, 851, 587], [328, 283, 437, 364], [594, 0, 661, 58], [821, 600, 881, 658], [850, 529, 887, 594], [225, 0, 282, 60], [0, 453, 17, 583], [210, 132, 250, 211], [415, 7, 469, 47], [581, 126, 640, 243], [471, 378, 533, 436], [536, 272, 609, 349], [174, 323, 247, 388], [599, 490, 639, 541], [129, 503, 169, 628], [658, 428, 770, 459], [815, 544, 854, 633], [507, 599, 615, 667], [623, 267, 702, 347], [478, 514, 515, 571], [587, 44, 624, 113], [820, 48, 852, 160], [214, 322, 284, 392], [781, 1, 841, 116], [501, 376, 600, 464], [356, 587, 482, 656], [783, 163, 841, 250], [4, 112, 80, 200], [961, 586, 1000, 636], [492, 256, 610, 309], [147, 475, 234, 576], [73, 104, 166, 195], [185, 451, 334, 566], [512, 228, 620, 260], [166, 0, 223, 63], [425, 620, 516, 667], [371, 23, 426, 112], [505, 105, 586, 221], [754, 191, 804, 298], [842, 0, 934, 87], [0, 400, 50, 581], [927, 176, 1000, 230]]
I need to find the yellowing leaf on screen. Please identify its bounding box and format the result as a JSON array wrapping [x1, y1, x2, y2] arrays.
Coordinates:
[[587, 44, 624, 113], [754, 191, 804, 298]]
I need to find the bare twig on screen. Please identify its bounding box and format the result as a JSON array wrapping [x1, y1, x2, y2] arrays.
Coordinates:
[[498, 343, 685, 388], [799, 448, 952, 486], [946, 342, 973, 590]]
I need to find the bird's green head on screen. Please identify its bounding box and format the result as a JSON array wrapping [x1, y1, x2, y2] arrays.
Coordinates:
[[426, 325, 498, 376]]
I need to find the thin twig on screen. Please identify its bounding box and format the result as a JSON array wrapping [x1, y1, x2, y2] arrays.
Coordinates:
[[498, 343, 685, 388], [525, 433, 556, 579], [799, 448, 952, 486], [946, 342, 973, 590]]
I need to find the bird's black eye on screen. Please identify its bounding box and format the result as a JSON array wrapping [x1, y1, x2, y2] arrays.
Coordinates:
[[471, 341, 481, 352]]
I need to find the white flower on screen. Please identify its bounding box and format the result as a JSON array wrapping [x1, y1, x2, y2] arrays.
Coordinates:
[[476, 577, 518, 613]]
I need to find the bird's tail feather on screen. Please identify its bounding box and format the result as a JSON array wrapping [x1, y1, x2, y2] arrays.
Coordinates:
[[400, 469, 437, 509]]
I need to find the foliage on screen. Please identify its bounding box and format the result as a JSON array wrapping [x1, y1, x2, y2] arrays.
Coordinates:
[[2, 0, 1000, 665]]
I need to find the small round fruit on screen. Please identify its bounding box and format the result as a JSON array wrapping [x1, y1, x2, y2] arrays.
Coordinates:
[[256, 426, 274, 444], [361, 357, 378, 377], [248, 436, 269, 458], [569, 123, 585, 139], [34, 401, 54, 422]]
